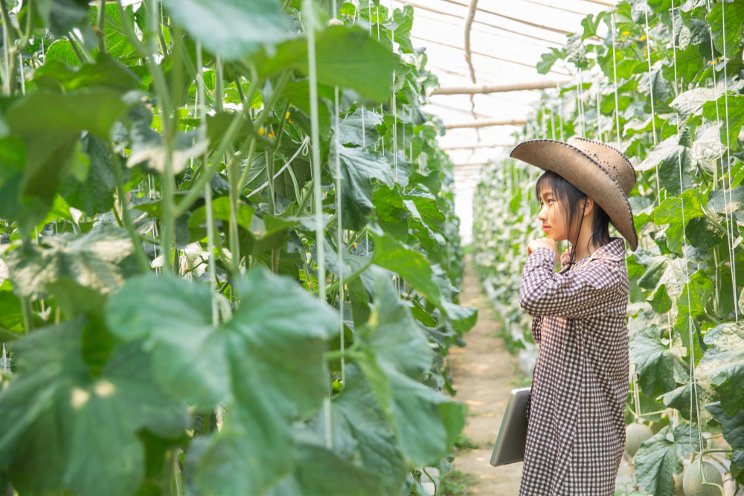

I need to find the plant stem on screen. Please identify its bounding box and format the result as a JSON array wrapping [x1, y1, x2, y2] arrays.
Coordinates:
[[113, 156, 150, 272], [97, 0, 107, 53]]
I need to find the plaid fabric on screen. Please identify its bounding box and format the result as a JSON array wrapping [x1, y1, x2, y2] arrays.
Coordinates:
[[518, 238, 629, 496]]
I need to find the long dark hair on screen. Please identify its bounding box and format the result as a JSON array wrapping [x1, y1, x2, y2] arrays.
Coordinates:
[[535, 171, 611, 250]]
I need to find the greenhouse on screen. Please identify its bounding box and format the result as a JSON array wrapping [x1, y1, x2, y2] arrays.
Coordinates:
[[0, 0, 741, 495]]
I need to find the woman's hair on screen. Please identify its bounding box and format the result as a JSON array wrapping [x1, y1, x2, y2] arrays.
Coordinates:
[[535, 171, 611, 249]]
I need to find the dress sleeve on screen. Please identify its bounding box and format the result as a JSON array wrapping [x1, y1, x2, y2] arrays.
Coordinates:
[[519, 247, 624, 319]]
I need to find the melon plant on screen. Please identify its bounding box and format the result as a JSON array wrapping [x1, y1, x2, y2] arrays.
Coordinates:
[[626, 421, 654, 458], [683, 459, 724, 496], [0, 0, 477, 494]]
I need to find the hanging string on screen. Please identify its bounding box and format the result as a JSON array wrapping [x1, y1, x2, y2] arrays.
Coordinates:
[[671, 0, 704, 450], [607, 10, 647, 422], [577, 72, 586, 137], [303, 0, 332, 450], [557, 84, 564, 141], [643, 0, 661, 205], [550, 106, 556, 140], [595, 83, 603, 142], [332, 0, 346, 386], [610, 13, 621, 145], [704, 0, 739, 321], [390, 0, 398, 182], [719, 0, 739, 320], [195, 42, 219, 328]]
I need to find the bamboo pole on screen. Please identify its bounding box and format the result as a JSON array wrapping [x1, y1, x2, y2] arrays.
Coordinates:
[[433, 80, 569, 95], [445, 119, 527, 129]]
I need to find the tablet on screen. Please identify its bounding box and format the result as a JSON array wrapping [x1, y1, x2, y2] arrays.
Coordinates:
[[489, 387, 531, 466]]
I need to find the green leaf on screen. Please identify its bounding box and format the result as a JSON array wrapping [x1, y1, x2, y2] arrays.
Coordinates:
[[253, 25, 396, 102], [333, 145, 394, 230], [370, 229, 442, 305], [61, 135, 118, 216], [697, 321, 744, 415], [0, 321, 187, 495], [6, 89, 128, 139], [356, 274, 465, 465], [634, 425, 704, 496], [34, 54, 142, 93], [639, 136, 692, 196], [36, 0, 90, 36], [89, 4, 140, 60], [705, 0, 744, 60], [332, 365, 407, 495], [709, 185, 744, 222], [2, 89, 128, 232], [706, 402, 744, 475], [108, 269, 338, 494], [702, 94, 744, 152], [338, 108, 383, 147], [5, 226, 137, 298], [536, 48, 566, 75], [685, 216, 724, 250], [162, 0, 292, 60], [630, 327, 689, 398], [270, 440, 386, 496]]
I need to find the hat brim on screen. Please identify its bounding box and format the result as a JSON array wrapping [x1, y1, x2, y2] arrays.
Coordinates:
[[510, 139, 638, 251]]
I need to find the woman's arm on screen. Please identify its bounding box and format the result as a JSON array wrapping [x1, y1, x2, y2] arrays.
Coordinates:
[[520, 247, 624, 319]]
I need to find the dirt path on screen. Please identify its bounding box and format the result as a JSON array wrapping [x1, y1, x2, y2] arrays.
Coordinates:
[[448, 258, 526, 495]]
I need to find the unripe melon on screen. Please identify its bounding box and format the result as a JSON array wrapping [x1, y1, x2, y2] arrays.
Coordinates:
[[625, 422, 653, 457], [682, 460, 723, 496]]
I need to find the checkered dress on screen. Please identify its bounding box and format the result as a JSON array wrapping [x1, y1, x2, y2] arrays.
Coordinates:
[[518, 238, 629, 496]]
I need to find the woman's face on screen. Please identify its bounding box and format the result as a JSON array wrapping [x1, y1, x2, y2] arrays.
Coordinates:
[[537, 188, 570, 242]]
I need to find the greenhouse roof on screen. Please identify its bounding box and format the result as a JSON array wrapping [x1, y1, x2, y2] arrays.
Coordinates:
[[390, 0, 617, 241]]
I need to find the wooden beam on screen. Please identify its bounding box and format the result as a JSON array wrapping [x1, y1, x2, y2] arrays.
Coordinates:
[[445, 119, 526, 129], [433, 80, 568, 95]]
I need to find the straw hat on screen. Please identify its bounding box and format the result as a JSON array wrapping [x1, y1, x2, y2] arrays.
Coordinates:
[[510, 137, 638, 251]]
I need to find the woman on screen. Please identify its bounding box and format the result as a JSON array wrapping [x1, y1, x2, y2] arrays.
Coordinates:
[[510, 137, 638, 495]]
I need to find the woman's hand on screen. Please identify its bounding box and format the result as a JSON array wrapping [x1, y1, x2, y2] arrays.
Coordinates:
[[527, 238, 557, 256]]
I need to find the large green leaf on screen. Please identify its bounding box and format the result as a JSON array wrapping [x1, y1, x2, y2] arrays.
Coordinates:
[[253, 25, 396, 102], [0, 321, 187, 496], [639, 136, 692, 196], [5, 226, 137, 298], [705, 0, 744, 60], [356, 274, 465, 465], [338, 108, 384, 147], [697, 321, 744, 415], [36, 0, 90, 36], [2, 89, 128, 232], [61, 135, 119, 217], [630, 327, 689, 398], [706, 402, 744, 477], [162, 0, 292, 60], [332, 365, 407, 495], [702, 94, 744, 151], [634, 425, 705, 496], [269, 439, 386, 496], [107, 268, 338, 494], [333, 145, 394, 229], [33, 54, 141, 93], [370, 229, 442, 305]]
